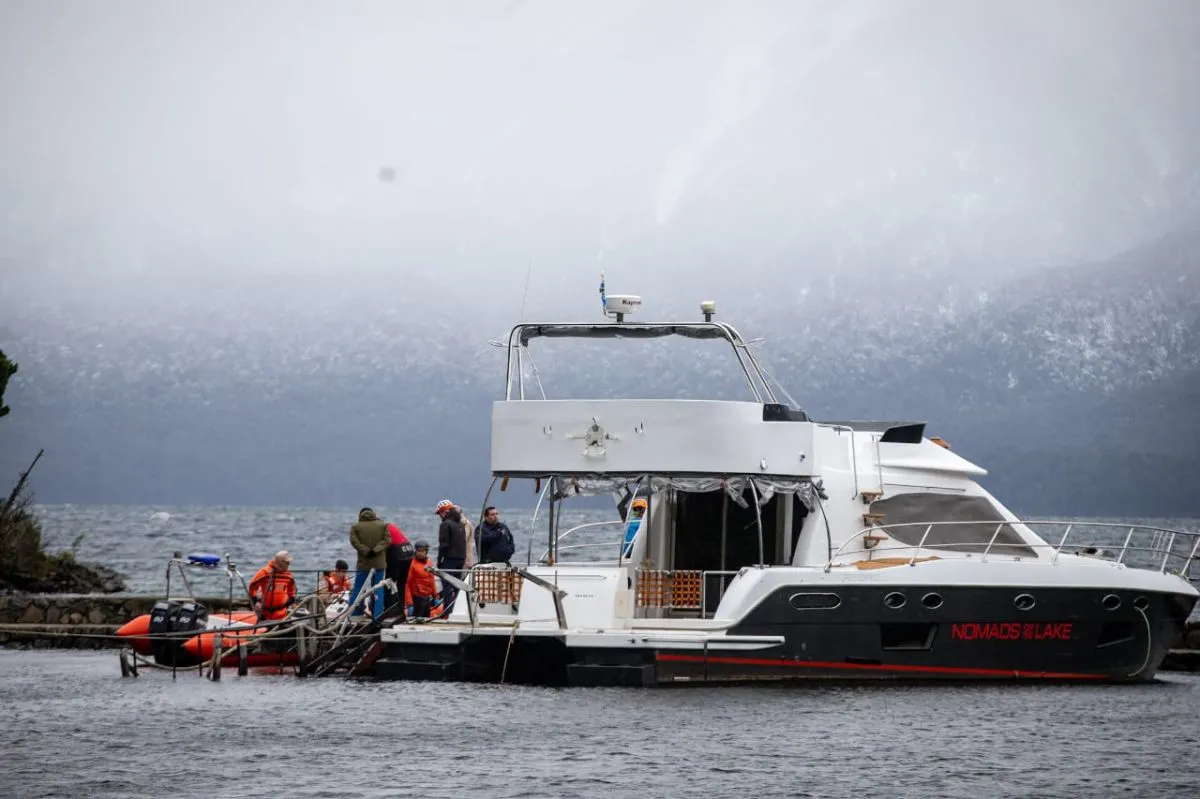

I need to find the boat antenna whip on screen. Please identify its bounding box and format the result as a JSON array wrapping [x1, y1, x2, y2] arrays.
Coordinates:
[[598, 271, 606, 317]]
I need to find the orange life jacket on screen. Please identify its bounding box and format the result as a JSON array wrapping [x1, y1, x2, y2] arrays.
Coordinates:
[[405, 557, 438, 606], [324, 572, 351, 595], [249, 564, 296, 620]]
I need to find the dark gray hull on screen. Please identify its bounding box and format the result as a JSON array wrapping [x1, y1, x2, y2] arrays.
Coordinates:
[[372, 584, 1196, 686]]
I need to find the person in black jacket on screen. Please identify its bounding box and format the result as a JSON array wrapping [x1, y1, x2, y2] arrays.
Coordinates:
[[383, 522, 415, 621], [435, 499, 467, 611], [478, 506, 516, 564]]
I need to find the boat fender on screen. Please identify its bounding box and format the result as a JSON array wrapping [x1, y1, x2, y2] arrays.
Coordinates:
[[187, 552, 223, 566]]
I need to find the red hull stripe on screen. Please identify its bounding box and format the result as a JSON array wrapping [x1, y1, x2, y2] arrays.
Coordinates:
[[655, 653, 1108, 680]]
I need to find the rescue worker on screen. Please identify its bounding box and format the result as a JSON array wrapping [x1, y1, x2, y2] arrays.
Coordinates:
[[622, 498, 647, 558], [349, 507, 389, 619], [435, 499, 467, 612], [318, 559, 352, 605], [249, 550, 297, 621], [384, 521, 415, 620], [405, 540, 442, 619], [478, 506, 516, 564]]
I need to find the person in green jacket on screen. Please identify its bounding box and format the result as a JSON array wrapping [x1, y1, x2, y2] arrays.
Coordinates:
[[349, 507, 390, 619]]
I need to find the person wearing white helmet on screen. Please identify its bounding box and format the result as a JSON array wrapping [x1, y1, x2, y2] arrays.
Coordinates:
[[435, 499, 467, 611]]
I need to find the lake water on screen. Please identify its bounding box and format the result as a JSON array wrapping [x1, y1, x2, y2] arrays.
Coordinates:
[[2, 505, 1199, 798], [28, 504, 1200, 596], [1, 649, 1197, 798]]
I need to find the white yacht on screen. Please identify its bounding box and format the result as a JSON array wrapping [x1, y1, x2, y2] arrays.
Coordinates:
[[377, 287, 1199, 685]]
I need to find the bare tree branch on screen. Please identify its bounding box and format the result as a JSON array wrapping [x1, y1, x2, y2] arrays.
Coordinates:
[[2, 448, 43, 520]]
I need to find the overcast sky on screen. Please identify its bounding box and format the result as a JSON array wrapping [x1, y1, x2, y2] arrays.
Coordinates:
[[1, 0, 1198, 326]]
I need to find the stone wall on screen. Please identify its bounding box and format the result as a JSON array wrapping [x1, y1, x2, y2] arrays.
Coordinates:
[[0, 594, 159, 626], [0, 594, 246, 650]]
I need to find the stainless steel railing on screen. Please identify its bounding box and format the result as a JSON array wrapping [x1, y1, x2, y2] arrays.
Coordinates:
[[540, 519, 629, 564], [822, 520, 1200, 578]]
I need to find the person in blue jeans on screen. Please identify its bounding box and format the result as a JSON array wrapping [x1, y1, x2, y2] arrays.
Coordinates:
[[348, 507, 389, 619], [622, 498, 647, 559]]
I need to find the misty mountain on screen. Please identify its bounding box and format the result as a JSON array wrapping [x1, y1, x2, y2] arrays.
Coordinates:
[[2, 229, 1198, 514]]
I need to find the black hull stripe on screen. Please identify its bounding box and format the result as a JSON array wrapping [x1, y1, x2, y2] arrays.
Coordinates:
[[656, 653, 1109, 680]]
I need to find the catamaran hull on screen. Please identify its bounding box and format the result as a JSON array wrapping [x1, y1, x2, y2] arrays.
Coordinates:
[[373, 584, 1194, 686]]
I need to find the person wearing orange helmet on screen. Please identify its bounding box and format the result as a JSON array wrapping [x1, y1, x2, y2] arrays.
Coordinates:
[[622, 498, 648, 558]]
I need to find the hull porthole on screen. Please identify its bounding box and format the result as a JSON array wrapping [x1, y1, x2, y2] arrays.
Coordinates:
[[1014, 593, 1036, 611], [789, 593, 842, 610], [884, 592, 906, 610]]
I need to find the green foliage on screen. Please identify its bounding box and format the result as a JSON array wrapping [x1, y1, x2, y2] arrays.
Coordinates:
[[0, 356, 126, 589], [0, 481, 51, 587], [0, 348, 15, 418], [0, 476, 124, 592]]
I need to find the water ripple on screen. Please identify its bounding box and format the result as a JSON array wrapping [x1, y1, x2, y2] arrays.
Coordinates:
[[2, 651, 1199, 798]]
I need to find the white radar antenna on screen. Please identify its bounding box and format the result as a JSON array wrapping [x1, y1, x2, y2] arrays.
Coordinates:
[[598, 272, 642, 322]]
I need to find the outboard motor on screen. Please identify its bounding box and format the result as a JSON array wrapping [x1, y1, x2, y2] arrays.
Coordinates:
[[175, 601, 208, 637], [148, 599, 210, 666]]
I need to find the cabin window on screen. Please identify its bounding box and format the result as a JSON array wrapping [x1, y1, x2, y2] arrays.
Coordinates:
[[867, 493, 1036, 558]]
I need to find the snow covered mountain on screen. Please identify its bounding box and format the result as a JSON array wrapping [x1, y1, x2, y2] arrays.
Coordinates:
[[2, 229, 1197, 513]]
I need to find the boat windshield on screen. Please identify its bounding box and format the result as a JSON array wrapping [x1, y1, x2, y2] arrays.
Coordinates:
[[502, 321, 800, 407]]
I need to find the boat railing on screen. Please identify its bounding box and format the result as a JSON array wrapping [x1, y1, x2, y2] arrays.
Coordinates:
[[551, 542, 624, 560], [822, 520, 1200, 578], [429, 566, 478, 627], [635, 568, 743, 619], [540, 519, 629, 564], [456, 563, 568, 628], [164, 555, 251, 608], [502, 318, 785, 403]]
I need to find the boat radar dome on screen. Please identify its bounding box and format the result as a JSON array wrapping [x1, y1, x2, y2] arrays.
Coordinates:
[[603, 294, 642, 322], [701, 300, 716, 322]]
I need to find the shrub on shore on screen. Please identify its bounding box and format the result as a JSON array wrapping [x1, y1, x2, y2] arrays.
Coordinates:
[[0, 349, 126, 593]]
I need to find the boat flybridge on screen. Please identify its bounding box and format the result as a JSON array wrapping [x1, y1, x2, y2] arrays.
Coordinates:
[[378, 288, 1199, 686]]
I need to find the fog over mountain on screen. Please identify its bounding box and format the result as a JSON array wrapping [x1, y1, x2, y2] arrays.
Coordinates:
[[1, 1, 1198, 514]]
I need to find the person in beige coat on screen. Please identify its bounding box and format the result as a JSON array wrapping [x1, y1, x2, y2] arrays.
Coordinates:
[[458, 505, 477, 569]]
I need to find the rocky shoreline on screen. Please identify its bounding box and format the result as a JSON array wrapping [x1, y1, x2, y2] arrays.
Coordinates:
[[0, 555, 128, 595]]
